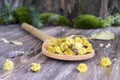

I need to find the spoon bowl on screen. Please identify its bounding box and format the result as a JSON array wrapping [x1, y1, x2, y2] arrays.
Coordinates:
[[22, 23, 95, 61], [42, 40, 95, 61]]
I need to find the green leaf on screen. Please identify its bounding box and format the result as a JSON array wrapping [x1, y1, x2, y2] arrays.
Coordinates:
[[90, 31, 115, 40]]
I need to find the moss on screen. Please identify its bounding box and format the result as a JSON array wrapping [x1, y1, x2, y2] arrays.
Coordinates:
[[15, 6, 32, 24], [74, 15, 103, 29], [39, 13, 71, 26], [0, 17, 3, 25]]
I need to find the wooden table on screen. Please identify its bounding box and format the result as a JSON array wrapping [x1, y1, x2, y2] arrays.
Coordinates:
[[0, 25, 120, 80]]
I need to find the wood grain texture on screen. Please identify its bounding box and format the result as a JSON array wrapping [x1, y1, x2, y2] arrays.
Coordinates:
[[0, 25, 120, 80]]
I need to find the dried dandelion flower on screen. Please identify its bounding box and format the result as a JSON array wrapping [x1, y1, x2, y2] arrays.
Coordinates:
[[48, 46, 55, 53], [87, 47, 94, 53], [3, 59, 14, 71], [57, 38, 64, 43], [74, 37, 82, 43], [83, 40, 91, 47], [60, 42, 68, 51], [54, 46, 62, 54], [65, 37, 74, 46], [77, 63, 88, 73], [78, 48, 87, 55], [30, 63, 41, 72], [64, 48, 75, 55], [100, 57, 112, 67], [73, 43, 83, 50]]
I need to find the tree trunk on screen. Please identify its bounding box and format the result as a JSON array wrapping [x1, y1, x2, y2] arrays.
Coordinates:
[[0, 0, 120, 19], [100, 0, 109, 19]]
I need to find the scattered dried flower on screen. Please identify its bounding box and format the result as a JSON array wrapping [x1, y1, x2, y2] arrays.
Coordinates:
[[100, 57, 112, 67], [3, 59, 14, 71], [30, 63, 41, 72], [77, 63, 88, 73]]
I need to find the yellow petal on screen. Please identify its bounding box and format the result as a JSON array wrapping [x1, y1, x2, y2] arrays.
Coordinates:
[[48, 46, 55, 53], [78, 48, 87, 55], [77, 63, 88, 73], [100, 57, 112, 67], [73, 43, 83, 50], [3, 59, 14, 71], [30, 63, 41, 72], [55, 46, 63, 54], [60, 42, 68, 51], [64, 48, 75, 55], [74, 37, 82, 43], [65, 37, 74, 46]]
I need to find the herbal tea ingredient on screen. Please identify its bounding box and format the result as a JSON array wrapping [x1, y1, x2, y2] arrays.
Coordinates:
[[47, 36, 94, 55], [100, 57, 112, 67], [30, 63, 41, 72], [3, 59, 14, 71], [77, 63, 88, 73]]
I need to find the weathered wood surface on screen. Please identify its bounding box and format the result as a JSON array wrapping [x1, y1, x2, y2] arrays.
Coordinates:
[[0, 25, 120, 80]]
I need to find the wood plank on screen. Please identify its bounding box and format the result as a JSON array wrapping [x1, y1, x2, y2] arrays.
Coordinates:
[[0, 25, 120, 80]]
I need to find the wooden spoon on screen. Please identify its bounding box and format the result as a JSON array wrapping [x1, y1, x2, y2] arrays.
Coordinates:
[[21, 23, 95, 61]]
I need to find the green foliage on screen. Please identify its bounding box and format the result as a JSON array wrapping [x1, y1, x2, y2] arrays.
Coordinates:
[[15, 6, 32, 24], [39, 13, 71, 26], [102, 13, 120, 27], [0, 17, 3, 24], [112, 13, 120, 26], [101, 16, 114, 28], [28, 6, 43, 28], [74, 15, 103, 29], [0, 3, 15, 24]]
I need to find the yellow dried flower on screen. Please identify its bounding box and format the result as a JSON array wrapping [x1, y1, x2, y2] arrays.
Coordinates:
[[64, 48, 75, 55], [57, 38, 64, 43], [78, 48, 87, 55], [73, 43, 83, 50], [83, 40, 90, 46], [65, 37, 74, 46], [100, 57, 112, 67], [87, 47, 94, 53], [74, 37, 82, 43], [3, 59, 14, 71], [77, 63, 88, 73], [30, 63, 41, 72], [48, 46, 55, 53], [55, 46, 63, 54], [60, 42, 68, 51]]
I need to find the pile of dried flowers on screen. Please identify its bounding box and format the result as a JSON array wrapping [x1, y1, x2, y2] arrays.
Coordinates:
[[48, 36, 94, 55]]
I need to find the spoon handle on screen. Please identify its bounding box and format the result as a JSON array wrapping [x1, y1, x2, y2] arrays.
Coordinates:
[[21, 23, 54, 41]]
